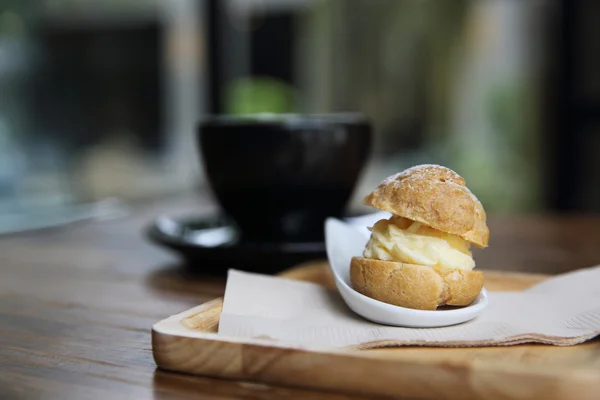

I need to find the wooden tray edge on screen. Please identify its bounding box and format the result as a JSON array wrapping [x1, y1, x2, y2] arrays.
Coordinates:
[[152, 320, 600, 400]]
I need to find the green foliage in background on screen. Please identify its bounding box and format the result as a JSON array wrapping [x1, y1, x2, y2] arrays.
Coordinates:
[[446, 82, 540, 213], [224, 76, 296, 115]]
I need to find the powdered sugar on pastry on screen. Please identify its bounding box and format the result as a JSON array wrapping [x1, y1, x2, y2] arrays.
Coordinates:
[[363, 164, 489, 247]]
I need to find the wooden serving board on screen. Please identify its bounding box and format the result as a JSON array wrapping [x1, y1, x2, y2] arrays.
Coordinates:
[[152, 261, 600, 400]]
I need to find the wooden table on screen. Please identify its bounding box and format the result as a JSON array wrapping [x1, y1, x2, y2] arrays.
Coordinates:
[[0, 195, 599, 399]]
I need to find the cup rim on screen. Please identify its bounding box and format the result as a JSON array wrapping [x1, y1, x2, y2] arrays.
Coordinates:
[[197, 112, 371, 129]]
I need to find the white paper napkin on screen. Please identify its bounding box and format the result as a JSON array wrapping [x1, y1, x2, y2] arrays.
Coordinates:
[[218, 266, 600, 348]]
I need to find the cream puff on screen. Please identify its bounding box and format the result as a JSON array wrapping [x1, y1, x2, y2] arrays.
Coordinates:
[[350, 164, 489, 310]]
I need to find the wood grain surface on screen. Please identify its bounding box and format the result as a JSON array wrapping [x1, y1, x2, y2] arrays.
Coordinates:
[[0, 194, 599, 399]]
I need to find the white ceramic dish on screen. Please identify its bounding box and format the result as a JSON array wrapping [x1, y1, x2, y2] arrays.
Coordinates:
[[325, 218, 489, 328]]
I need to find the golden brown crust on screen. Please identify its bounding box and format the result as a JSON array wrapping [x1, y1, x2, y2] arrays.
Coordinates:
[[350, 256, 484, 310], [363, 164, 489, 247]]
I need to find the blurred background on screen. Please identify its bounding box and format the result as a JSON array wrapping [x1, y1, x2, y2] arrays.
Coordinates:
[[0, 0, 599, 234]]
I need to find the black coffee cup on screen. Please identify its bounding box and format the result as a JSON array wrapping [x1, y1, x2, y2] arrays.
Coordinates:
[[197, 113, 371, 242]]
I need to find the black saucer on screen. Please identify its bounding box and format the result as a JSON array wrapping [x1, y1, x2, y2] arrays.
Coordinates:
[[146, 214, 331, 274]]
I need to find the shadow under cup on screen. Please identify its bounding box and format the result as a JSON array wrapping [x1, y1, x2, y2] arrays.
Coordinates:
[[198, 114, 372, 243]]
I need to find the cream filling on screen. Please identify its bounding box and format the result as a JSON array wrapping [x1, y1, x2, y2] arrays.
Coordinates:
[[363, 216, 475, 271]]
